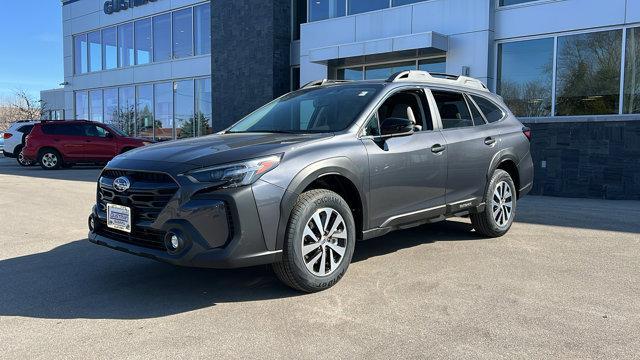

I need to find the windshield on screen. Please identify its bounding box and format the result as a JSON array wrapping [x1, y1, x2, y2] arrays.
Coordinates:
[[227, 84, 383, 134]]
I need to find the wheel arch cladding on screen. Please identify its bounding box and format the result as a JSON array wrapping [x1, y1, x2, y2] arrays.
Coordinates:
[[487, 149, 520, 198], [276, 158, 367, 250]]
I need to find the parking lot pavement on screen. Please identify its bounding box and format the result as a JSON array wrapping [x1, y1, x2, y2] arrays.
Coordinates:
[[1, 155, 639, 360]]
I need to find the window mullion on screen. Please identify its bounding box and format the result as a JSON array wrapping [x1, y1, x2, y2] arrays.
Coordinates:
[[551, 36, 558, 117], [619, 27, 627, 115]]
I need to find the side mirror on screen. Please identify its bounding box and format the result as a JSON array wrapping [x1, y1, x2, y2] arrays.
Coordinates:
[[105, 132, 114, 139], [380, 117, 415, 137]]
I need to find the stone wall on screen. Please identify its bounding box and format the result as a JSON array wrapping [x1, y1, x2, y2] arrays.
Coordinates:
[[211, 0, 291, 130], [524, 120, 640, 200]]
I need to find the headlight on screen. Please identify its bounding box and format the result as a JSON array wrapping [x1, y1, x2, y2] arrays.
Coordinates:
[[182, 154, 282, 188]]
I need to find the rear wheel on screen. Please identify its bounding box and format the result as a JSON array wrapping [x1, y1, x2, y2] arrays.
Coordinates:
[[16, 146, 35, 166], [38, 149, 62, 170], [273, 189, 356, 293], [471, 169, 516, 237]]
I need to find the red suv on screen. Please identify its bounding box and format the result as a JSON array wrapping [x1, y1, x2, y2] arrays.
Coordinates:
[[23, 120, 150, 170]]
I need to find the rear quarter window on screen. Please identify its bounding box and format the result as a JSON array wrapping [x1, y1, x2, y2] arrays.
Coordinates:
[[471, 95, 505, 123], [17, 125, 34, 134]]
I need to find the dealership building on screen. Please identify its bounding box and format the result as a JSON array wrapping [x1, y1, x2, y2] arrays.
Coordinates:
[[43, 0, 640, 199]]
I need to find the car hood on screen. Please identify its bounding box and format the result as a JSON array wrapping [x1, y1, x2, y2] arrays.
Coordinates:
[[113, 132, 333, 168]]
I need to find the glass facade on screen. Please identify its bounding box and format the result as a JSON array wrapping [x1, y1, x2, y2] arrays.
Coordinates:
[[194, 4, 211, 56], [499, 0, 539, 6], [88, 31, 101, 72], [195, 78, 213, 137], [497, 38, 554, 117], [102, 27, 117, 70], [174, 80, 195, 139], [136, 85, 154, 139], [74, 3, 211, 74], [154, 82, 174, 141], [117, 23, 134, 68], [624, 27, 640, 114], [308, 0, 428, 21], [173, 8, 193, 59], [118, 86, 136, 135], [336, 57, 446, 80], [135, 19, 152, 65], [89, 90, 103, 122], [75, 91, 89, 120], [497, 27, 640, 117]]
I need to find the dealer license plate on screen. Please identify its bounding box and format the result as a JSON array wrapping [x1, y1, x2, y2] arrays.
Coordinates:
[[107, 204, 132, 233]]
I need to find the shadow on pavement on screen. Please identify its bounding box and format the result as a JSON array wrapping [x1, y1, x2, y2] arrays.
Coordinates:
[[515, 196, 640, 234], [0, 156, 102, 183], [0, 220, 478, 320]]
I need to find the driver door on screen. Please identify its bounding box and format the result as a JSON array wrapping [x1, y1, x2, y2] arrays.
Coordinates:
[[361, 88, 447, 228]]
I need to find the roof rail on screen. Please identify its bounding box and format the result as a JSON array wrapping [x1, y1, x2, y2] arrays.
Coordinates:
[[301, 79, 352, 89], [386, 70, 489, 92]]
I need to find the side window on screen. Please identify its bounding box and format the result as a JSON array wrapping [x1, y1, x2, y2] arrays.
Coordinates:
[[56, 124, 83, 136], [432, 91, 474, 129], [376, 90, 433, 131], [465, 94, 486, 125], [84, 125, 108, 137], [363, 112, 381, 136], [471, 95, 505, 123], [18, 125, 34, 134]]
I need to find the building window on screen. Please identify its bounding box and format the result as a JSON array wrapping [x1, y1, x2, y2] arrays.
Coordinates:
[[624, 27, 640, 114], [497, 38, 553, 117], [74, 34, 88, 74], [154, 82, 174, 141], [175, 80, 195, 139], [418, 58, 446, 73], [194, 3, 211, 55], [499, 0, 539, 6], [365, 61, 415, 80], [136, 85, 154, 139], [293, 0, 307, 40], [135, 18, 152, 65], [117, 87, 135, 135], [75, 91, 89, 120], [103, 88, 118, 131], [309, 0, 346, 22], [392, 0, 427, 5], [88, 31, 102, 72], [153, 14, 172, 62], [102, 27, 117, 70], [291, 67, 301, 91], [172, 8, 193, 59], [555, 30, 622, 116], [195, 78, 213, 136], [117, 23, 134, 68], [348, 0, 389, 15], [337, 67, 364, 80], [89, 90, 103, 122]]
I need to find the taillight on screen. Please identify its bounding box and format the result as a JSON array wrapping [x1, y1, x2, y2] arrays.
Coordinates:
[[3, 133, 12, 139], [522, 127, 531, 141]]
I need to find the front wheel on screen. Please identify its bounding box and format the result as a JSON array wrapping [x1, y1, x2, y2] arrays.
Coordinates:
[[471, 169, 516, 237], [38, 149, 62, 170], [273, 189, 356, 293]]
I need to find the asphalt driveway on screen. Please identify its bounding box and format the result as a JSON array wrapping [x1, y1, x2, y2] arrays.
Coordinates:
[[0, 156, 639, 359]]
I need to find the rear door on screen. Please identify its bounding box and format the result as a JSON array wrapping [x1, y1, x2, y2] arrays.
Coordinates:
[[362, 87, 448, 228], [44, 123, 87, 161], [81, 124, 117, 161], [429, 90, 500, 207]]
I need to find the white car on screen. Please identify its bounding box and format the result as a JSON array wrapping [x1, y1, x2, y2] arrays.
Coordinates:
[[2, 120, 39, 166]]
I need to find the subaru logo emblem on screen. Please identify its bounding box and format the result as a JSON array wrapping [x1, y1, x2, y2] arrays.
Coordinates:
[[113, 176, 131, 192]]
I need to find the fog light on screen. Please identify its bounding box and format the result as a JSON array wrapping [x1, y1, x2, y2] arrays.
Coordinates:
[[88, 216, 95, 232], [170, 234, 180, 249]]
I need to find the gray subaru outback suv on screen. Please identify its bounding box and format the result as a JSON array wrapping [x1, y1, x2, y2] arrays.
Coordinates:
[[88, 71, 533, 292]]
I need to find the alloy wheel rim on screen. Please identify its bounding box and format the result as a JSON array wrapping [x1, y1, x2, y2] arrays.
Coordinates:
[[18, 152, 28, 165], [492, 181, 513, 227], [42, 153, 57, 168], [301, 207, 348, 277]]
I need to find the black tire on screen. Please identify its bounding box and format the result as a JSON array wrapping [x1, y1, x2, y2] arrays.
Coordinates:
[[120, 147, 134, 154], [15, 146, 34, 167], [273, 189, 356, 293], [471, 169, 517, 238], [38, 149, 63, 170]]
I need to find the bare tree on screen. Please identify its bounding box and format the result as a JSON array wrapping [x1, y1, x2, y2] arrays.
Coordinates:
[[0, 90, 46, 131]]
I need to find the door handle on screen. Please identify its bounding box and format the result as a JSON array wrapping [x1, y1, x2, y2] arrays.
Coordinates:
[[484, 137, 497, 146], [431, 144, 446, 153]]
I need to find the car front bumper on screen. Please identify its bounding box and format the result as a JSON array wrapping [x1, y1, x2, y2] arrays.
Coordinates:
[[88, 167, 284, 269]]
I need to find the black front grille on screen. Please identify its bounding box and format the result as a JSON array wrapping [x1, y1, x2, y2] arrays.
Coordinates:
[[97, 169, 179, 250], [95, 221, 167, 251], [98, 169, 179, 223]]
